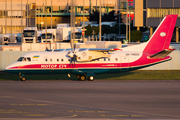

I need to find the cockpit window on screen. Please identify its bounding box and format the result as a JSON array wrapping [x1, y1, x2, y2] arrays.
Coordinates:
[[27, 57, 31, 61], [17, 57, 31, 62], [23, 58, 26, 61], [17, 57, 24, 61]]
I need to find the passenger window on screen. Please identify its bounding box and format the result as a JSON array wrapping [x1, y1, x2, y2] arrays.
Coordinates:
[[45, 59, 48, 62], [57, 59, 59, 62], [68, 59, 70, 61], [104, 58, 106, 61], [108, 58, 110, 61], [61, 59, 63, 62], [50, 59, 52, 62], [116, 58, 118, 61]]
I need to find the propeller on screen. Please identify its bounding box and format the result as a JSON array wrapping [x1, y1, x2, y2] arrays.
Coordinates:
[[68, 39, 77, 65]]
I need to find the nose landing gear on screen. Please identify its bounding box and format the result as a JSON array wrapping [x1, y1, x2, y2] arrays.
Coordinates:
[[19, 73, 26, 81]]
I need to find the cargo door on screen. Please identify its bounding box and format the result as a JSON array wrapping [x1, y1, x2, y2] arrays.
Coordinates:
[[120, 56, 129, 71]]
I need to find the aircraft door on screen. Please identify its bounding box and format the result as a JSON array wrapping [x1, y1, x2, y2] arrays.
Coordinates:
[[120, 56, 129, 71]]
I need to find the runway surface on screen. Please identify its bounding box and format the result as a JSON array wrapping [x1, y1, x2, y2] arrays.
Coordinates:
[[0, 80, 180, 120]]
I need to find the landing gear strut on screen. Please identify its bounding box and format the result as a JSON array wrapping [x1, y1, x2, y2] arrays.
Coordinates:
[[19, 73, 26, 81]]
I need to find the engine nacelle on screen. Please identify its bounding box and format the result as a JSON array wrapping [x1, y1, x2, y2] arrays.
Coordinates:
[[75, 50, 111, 62]]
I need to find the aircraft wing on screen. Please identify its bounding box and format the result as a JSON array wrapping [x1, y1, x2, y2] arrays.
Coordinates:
[[68, 48, 122, 62], [88, 48, 122, 52], [148, 49, 175, 59]]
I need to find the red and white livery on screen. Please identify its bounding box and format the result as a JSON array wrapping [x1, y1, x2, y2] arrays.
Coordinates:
[[5, 15, 177, 81]]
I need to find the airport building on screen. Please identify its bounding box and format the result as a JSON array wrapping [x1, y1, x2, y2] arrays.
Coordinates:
[[0, 0, 134, 34], [134, 0, 180, 42], [1, 0, 180, 42]]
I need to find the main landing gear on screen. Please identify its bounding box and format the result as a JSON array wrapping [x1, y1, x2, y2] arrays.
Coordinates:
[[87, 75, 95, 81], [78, 75, 86, 81], [19, 73, 26, 81], [68, 73, 95, 81], [77, 75, 95, 81]]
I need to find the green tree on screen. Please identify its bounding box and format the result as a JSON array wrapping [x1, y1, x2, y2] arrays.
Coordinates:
[[102, 10, 117, 22], [91, 26, 99, 35], [129, 30, 143, 42], [89, 10, 122, 23], [102, 25, 112, 34], [111, 23, 126, 34], [89, 10, 100, 24], [84, 24, 99, 36], [85, 24, 92, 36]]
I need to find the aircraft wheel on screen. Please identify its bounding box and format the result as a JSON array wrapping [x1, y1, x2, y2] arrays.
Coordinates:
[[87, 75, 95, 81], [20, 77, 26, 81], [78, 75, 86, 81]]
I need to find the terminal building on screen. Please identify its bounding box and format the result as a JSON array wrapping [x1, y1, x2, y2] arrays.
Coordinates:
[[0, 0, 133, 33], [134, 0, 180, 42], [0, 0, 128, 32], [0, 0, 180, 42]]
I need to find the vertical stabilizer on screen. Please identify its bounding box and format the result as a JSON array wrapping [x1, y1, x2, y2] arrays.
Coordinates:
[[143, 15, 177, 54]]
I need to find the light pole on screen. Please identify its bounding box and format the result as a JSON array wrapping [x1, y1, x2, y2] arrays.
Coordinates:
[[11, 0, 12, 42], [129, 7, 131, 43], [21, 0, 23, 44], [99, 0, 101, 41], [45, 0, 47, 43], [27, 0, 28, 27], [83, 0, 85, 42], [51, 0, 52, 29], [118, 0, 121, 41], [5, 0, 7, 34], [70, 0, 76, 48], [126, 0, 128, 41]]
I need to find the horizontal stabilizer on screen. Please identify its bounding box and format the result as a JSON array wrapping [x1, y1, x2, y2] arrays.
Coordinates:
[[148, 49, 175, 59]]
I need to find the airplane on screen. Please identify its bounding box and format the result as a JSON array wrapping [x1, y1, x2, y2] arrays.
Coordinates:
[[5, 14, 177, 81]]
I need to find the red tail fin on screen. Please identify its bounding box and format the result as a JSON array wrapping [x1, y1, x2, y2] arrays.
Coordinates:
[[143, 15, 177, 54]]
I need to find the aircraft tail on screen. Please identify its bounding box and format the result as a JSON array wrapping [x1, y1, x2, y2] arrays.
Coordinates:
[[143, 14, 178, 54]]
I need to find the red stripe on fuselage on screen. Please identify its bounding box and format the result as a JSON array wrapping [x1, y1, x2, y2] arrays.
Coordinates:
[[9, 63, 120, 69], [8, 54, 171, 70]]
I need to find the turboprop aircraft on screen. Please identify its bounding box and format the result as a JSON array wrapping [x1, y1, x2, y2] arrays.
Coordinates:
[[5, 14, 177, 81]]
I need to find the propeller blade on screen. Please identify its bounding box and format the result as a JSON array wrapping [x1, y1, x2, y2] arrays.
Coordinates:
[[73, 42, 76, 65], [74, 43, 76, 51], [69, 40, 76, 66]]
